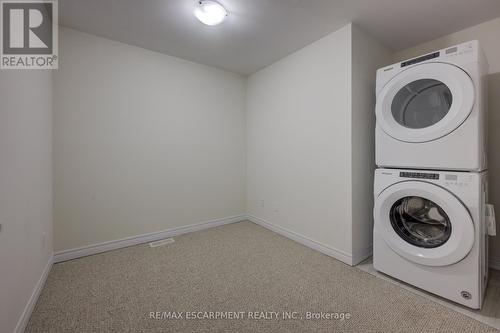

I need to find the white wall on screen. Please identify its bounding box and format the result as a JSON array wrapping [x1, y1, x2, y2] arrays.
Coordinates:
[[246, 24, 388, 264], [0, 71, 53, 332], [54, 28, 246, 252], [246, 24, 352, 260], [393, 16, 500, 265], [350, 25, 392, 261]]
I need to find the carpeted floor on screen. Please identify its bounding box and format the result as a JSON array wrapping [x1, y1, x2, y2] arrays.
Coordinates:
[[26, 221, 498, 332]]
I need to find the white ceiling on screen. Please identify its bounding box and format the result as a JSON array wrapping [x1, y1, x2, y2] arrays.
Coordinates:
[[60, 0, 500, 75]]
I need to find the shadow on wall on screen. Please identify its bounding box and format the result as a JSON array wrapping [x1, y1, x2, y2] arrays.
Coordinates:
[[488, 72, 500, 258]]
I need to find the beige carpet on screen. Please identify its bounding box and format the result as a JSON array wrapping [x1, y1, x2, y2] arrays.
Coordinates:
[[27, 221, 498, 332]]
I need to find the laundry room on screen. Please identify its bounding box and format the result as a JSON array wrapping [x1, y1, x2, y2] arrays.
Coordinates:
[[1, 1, 500, 332]]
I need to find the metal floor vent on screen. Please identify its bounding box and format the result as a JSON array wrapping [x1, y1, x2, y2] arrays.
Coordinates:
[[149, 238, 175, 248]]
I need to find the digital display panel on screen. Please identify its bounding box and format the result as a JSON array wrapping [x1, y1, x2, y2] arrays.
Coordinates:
[[445, 174, 458, 181]]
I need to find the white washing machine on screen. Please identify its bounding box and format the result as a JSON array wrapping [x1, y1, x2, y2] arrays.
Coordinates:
[[375, 40, 488, 171], [373, 168, 488, 309]]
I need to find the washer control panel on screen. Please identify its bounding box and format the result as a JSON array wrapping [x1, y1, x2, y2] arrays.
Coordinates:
[[444, 173, 473, 187], [399, 171, 439, 180], [396, 171, 473, 187]]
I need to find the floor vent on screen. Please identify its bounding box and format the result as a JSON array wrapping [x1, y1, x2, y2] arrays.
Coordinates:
[[149, 238, 175, 248]]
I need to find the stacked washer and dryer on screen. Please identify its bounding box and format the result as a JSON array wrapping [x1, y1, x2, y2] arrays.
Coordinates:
[[373, 40, 495, 309]]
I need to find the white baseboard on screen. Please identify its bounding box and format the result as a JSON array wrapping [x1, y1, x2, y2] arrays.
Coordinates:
[[490, 257, 500, 271], [352, 245, 373, 266], [246, 214, 355, 266], [15, 255, 53, 333], [54, 214, 247, 263]]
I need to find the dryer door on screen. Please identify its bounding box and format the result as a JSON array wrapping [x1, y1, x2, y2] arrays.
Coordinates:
[[374, 181, 474, 266], [376, 62, 474, 143]]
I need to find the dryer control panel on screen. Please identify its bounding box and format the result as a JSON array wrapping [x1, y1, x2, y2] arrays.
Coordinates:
[[376, 40, 481, 94], [401, 52, 440, 67]]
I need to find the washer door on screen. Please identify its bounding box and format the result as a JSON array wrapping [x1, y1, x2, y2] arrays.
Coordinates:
[[374, 181, 474, 266], [376, 62, 474, 143]]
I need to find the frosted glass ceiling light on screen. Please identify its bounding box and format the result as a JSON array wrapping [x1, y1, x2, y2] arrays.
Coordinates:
[[194, 1, 228, 26]]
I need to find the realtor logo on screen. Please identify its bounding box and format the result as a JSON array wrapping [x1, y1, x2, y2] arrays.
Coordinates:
[[1, 0, 58, 69]]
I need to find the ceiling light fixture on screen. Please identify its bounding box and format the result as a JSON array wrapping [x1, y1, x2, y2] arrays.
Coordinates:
[[194, 1, 228, 26]]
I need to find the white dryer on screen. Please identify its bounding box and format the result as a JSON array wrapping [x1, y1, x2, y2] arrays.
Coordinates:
[[373, 168, 488, 309], [375, 40, 488, 171]]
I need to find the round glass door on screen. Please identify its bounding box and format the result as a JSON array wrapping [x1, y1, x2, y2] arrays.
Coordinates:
[[375, 62, 474, 143], [391, 79, 453, 129], [390, 196, 451, 248], [373, 180, 475, 266]]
